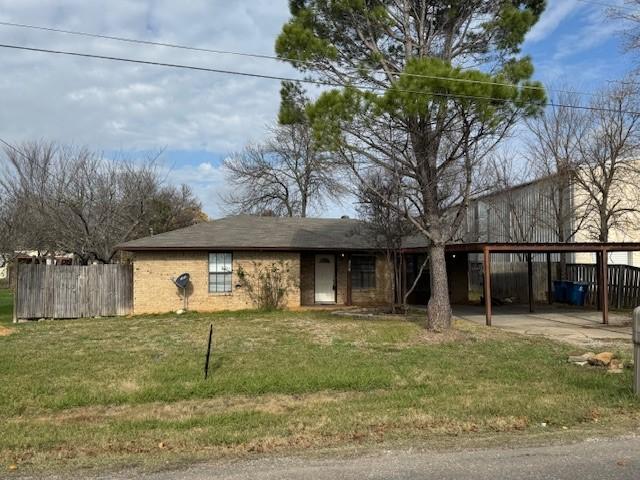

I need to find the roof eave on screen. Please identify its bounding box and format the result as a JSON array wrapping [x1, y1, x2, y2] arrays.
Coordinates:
[[117, 245, 384, 252]]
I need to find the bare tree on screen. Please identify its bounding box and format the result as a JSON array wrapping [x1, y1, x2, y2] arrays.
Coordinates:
[[522, 91, 593, 275], [524, 91, 590, 245], [478, 151, 542, 245], [356, 170, 415, 312], [223, 84, 344, 217], [574, 83, 640, 242], [223, 124, 344, 218], [609, 1, 640, 61], [0, 141, 205, 264]]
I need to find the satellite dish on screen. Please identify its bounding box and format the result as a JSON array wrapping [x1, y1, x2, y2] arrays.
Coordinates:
[[171, 273, 191, 312], [173, 273, 190, 289]]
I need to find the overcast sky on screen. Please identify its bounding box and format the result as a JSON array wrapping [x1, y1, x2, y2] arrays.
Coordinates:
[[0, 0, 633, 218]]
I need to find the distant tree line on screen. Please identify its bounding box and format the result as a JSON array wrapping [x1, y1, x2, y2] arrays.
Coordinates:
[[0, 141, 206, 264]]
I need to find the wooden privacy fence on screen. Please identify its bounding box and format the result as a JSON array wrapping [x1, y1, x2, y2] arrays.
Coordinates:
[[470, 260, 557, 303], [15, 264, 133, 319], [470, 261, 640, 309], [566, 263, 640, 309]]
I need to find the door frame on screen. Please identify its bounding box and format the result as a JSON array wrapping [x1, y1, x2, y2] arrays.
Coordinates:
[[314, 253, 337, 304]]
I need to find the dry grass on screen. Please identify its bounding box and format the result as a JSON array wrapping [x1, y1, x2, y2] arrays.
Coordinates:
[[1, 305, 639, 475], [0, 325, 14, 336]]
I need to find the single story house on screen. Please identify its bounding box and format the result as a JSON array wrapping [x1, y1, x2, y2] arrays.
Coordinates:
[[117, 215, 450, 314], [115, 214, 640, 323]]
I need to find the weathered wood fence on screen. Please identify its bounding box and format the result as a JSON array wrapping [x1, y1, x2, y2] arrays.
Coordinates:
[[470, 261, 640, 309], [15, 264, 133, 319], [470, 260, 557, 303], [566, 263, 640, 309]]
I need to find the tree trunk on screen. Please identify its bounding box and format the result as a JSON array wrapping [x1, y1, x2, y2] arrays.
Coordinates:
[[427, 244, 452, 331], [559, 253, 567, 280]]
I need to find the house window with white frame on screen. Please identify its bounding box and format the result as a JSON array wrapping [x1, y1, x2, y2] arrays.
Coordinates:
[[209, 252, 232, 293]]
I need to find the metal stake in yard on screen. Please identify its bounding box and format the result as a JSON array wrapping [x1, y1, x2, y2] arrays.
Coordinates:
[[204, 323, 213, 380], [633, 307, 640, 396]]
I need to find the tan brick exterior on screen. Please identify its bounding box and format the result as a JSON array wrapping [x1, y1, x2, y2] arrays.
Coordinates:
[[132, 251, 301, 314], [351, 254, 392, 305], [300, 253, 316, 306]]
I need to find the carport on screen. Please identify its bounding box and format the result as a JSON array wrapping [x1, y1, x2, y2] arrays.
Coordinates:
[[445, 242, 640, 326]]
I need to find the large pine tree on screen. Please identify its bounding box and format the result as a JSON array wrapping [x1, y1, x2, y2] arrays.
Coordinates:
[[276, 1, 546, 330]]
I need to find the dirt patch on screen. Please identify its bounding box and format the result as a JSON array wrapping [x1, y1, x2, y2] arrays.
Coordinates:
[[0, 326, 14, 336], [412, 327, 467, 345], [286, 316, 365, 346], [15, 391, 365, 425]]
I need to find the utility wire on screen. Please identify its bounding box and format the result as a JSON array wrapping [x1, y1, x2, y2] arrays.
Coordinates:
[[0, 136, 32, 163], [1, 42, 639, 115], [0, 19, 597, 98], [0, 136, 22, 154]]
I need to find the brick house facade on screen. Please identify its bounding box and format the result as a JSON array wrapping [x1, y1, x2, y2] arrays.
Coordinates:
[[119, 216, 395, 315]]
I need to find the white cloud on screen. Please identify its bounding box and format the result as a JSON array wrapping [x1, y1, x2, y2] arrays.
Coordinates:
[[159, 159, 230, 218], [550, 0, 626, 61], [0, 0, 321, 217], [0, 0, 293, 153], [526, 0, 581, 43]]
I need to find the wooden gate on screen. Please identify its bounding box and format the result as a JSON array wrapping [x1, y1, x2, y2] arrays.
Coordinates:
[[15, 264, 133, 319]]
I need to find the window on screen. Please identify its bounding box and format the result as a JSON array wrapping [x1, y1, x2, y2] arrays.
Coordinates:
[[209, 252, 232, 293], [351, 255, 376, 289]]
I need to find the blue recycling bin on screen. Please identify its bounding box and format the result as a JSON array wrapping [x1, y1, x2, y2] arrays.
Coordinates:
[[568, 282, 588, 306], [553, 280, 571, 303]]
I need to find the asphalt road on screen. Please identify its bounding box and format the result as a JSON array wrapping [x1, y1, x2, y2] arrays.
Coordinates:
[[76, 435, 640, 480]]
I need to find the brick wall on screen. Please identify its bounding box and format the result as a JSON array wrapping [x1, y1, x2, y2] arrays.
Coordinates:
[[351, 253, 392, 305], [299, 252, 391, 306], [300, 253, 315, 306], [132, 251, 301, 314]]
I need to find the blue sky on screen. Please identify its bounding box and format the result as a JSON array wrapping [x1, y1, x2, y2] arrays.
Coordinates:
[[0, 0, 634, 218], [523, 0, 631, 93]]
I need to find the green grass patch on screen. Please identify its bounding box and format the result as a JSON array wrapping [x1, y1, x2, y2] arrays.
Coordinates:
[[0, 308, 638, 473], [0, 288, 13, 325]]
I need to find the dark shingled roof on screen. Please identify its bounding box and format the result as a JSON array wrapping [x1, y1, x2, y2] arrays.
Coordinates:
[[116, 215, 400, 251]]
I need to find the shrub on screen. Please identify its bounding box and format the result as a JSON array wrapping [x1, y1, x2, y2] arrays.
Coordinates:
[[236, 261, 297, 310]]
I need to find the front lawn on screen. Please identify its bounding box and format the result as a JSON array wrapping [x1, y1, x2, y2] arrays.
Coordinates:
[[0, 288, 13, 325], [1, 307, 638, 474]]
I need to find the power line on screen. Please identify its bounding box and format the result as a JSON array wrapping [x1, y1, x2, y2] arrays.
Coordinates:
[[0, 19, 598, 98], [0, 42, 639, 115], [0, 136, 32, 163], [0, 136, 19, 153], [0, 20, 296, 64]]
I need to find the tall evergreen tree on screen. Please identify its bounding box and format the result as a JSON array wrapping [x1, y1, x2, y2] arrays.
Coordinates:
[[276, 0, 547, 330]]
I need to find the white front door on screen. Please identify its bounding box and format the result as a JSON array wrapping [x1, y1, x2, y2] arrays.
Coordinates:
[[315, 254, 336, 303]]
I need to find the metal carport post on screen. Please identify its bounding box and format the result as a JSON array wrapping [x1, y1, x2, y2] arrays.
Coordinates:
[[477, 243, 617, 327]]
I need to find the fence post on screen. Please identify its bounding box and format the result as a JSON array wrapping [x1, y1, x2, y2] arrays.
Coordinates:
[[12, 261, 18, 323], [634, 307, 640, 396]]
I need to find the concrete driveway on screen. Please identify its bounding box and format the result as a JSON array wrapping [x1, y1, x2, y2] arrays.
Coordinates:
[[455, 305, 632, 347]]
